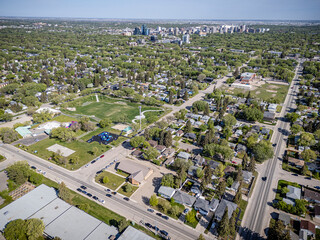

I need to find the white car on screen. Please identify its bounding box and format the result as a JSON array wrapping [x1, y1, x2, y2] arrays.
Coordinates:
[[99, 199, 105, 204]]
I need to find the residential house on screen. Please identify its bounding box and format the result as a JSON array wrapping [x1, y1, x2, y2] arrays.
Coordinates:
[[278, 212, 291, 226], [176, 130, 184, 137], [132, 150, 143, 158], [209, 199, 219, 212], [188, 166, 199, 177], [184, 132, 197, 141], [231, 181, 240, 192], [299, 220, 315, 240], [172, 190, 196, 207], [194, 198, 210, 216], [314, 205, 320, 219], [236, 144, 247, 153], [148, 140, 158, 148], [156, 145, 166, 153], [193, 155, 205, 167], [303, 188, 320, 204], [242, 171, 253, 184], [215, 199, 238, 221], [263, 111, 276, 121], [261, 128, 270, 135], [208, 160, 220, 170], [286, 185, 301, 202], [161, 148, 175, 159], [158, 186, 176, 199], [177, 152, 191, 161], [306, 162, 317, 172], [288, 157, 304, 168], [224, 166, 236, 176], [268, 104, 278, 113]]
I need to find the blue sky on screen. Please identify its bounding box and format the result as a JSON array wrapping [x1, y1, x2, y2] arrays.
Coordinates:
[[1, 0, 319, 20]]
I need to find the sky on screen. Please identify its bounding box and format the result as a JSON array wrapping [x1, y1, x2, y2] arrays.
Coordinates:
[[0, 0, 320, 20]]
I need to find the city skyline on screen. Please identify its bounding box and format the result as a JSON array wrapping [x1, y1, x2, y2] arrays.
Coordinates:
[[1, 0, 320, 21]]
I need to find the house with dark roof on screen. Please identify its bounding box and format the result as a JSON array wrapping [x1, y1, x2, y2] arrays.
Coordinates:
[[242, 171, 253, 184], [278, 212, 291, 226], [132, 150, 143, 158], [156, 145, 166, 153], [194, 198, 210, 216], [177, 152, 191, 161], [224, 166, 236, 176], [215, 199, 238, 221], [161, 148, 175, 159], [299, 220, 315, 240], [304, 188, 320, 204], [190, 183, 202, 197], [288, 157, 304, 168], [263, 111, 276, 121], [193, 155, 205, 167], [188, 166, 199, 177], [209, 199, 219, 212], [176, 130, 184, 137], [184, 132, 197, 140], [208, 160, 220, 170], [172, 190, 196, 207], [148, 140, 158, 148]]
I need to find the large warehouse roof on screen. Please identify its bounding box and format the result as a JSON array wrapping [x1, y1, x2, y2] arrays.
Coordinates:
[[0, 184, 118, 240]]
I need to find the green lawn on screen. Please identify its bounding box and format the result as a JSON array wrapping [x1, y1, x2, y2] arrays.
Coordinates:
[[25, 138, 110, 170], [224, 83, 289, 103], [151, 198, 185, 220], [62, 95, 160, 122], [95, 171, 126, 190], [0, 154, 5, 162], [116, 170, 130, 178], [118, 183, 139, 197], [52, 115, 79, 122]]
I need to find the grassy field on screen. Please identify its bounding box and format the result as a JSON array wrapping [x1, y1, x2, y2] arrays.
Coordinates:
[[223, 83, 289, 103], [25, 138, 110, 170], [95, 171, 126, 190], [52, 115, 79, 122], [118, 183, 139, 197], [0, 154, 5, 162], [62, 95, 160, 122]]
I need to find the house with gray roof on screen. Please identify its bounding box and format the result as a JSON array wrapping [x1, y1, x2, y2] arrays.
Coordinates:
[[190, 183, 202, 197], [278, 212, 291, 226], [194, 198, 210, 216], [177, 151, 191, 160], [173, 190, 196, 207], [242, 171, 253, 184], [158, 186, 176, 200], [193, 155, 205, 167], [209, 199, 219, 212], [188, 166, 199, 177], [215, 199, 238, 221], [184, 132, 197, 140], [286, 185, 301, 201]]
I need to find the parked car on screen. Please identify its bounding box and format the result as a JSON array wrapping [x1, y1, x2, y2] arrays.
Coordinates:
[[96, 170, 103, 175], [305, 176, 312, 180], [31, 166, 36, 170], [91, 160, 96, 164], [160, 230, 168, 236], [123, 197, 130, 201], [93, 196, 98, 200], [145, 223, 153, 228], [112, 192, 117, 195], [100, 155, 105, 158], [82, 191, 87, 195], [262, 177, 267, 181], [292, 173, 298, 176], [147, 208, 154, 213], [153, 226, 159, 232], [183, 209, 189, 214], [99, 199, 105, 204], [106, 194, 112, 197], [314, 186, 320, 190], [87, 193, 93, 197], [156, 213, 162, 217], [105, 188, 111, 192], [76, 188, 82, 192], [80, 186, 87, 190], [162, 215, 169, 220]]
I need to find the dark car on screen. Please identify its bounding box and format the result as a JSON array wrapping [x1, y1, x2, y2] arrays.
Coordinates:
[[31, 166, 37, 170], [147, 208, 154, 213], [160, 230, 168, 236], [162, 215, 169, 220], [305, 176, 312, 180], [80, 185, 87, 190], [106, 194, 112, 197], [262, 177, 267, 181], [123, 197, 130, 201], [76, 188, 82, 192], [153, 226, 159, 232], [292, 173, 298, 176], [272, 143, 277, 147], [156, 213, 162, 217], [82, 191, 87, 195], [91, 160, 96, 164], [96, 170, 103, 175], [93, 196, 98, 200], [145, 223, 152, 228], [112, 191, 117, 195], [314, 186, 320, 190], [87, 193, 93, 197]]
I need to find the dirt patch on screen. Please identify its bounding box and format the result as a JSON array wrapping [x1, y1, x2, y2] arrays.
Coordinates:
[[267, 85, 279, 89], [114, 101, 127, 105], [266, 90, 278, 93], [255, 91, 261, 94]]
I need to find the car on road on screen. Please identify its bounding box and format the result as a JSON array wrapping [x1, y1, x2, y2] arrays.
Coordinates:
[[82, 191, 87, 195], [262, 177, 267, 181], [160, 230, 168, 236], [100, 155, 104, 158], [112, 191, 117, 195], [93, 196, 98, 200], [145, 223, 152, 228], [85, 164, 89, 168], [156, 213, 162, 217], [314, 186, 320, 190], [153, 226, 159, 232], [272, 143, 277, 147], [42, 171, 46, 175], [183, 209, 189, 214], [123, 197, 130, 201], [91, 160, 96, 164], [147, 208, 154, 213], [106, 194, 112, 197], [31, 166, 36, 170], [305, 177, 312, 180], [87, 193, 93, 197], [80, 186, 87, 190], [292, 173, 298, 176], [99, 199, 105, 204], [76, 188, 82, 192], [105, 188, 111, 192], [162, 215, 169, 220], [96, 170, 103, 175]]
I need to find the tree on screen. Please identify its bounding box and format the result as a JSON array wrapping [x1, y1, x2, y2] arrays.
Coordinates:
[[252, 140, 274, 162], [204, 104, 210, 116], [183, 90, 189, 101], [218, 207, 229, 237], [286, 112, 300, 123], [164, 131, 172, 148], [216, 180, 227, 198], [227, 176, 234, 187], [281, 187, 289, 195], [214, 163, 225, 178], [197, 73, 206, 82], [103, 176, 109, 184], [298, 132, 316, 147], [99, 118, 112, 128], [185, 120, 192, 133], [222, 114, 237, 127], [3, 219, 27, 240], [58, 182, 70, 202], [123, 184, 133, 193], [50, 127, 76, 142], [142, 147, 159, 161], [0, 127, 20, 143], [29, 171, 43, 185], [118, 219, 128, 232], [196, 168, 204, 179], [241, 107, 263, 122], [25, 218, 45, 240], [149, 194, 158, 206], [291, 124, 304, 134], [247, 157, 256, 172], [301, 163, 308, 176], [130, 136, 145, 148], [301, 149, 317, 162], [201, 165, 213, 188], [161, 174, 175, 188], [170, 205, 180, 217], [234, 183, 242, 205], [6, 161, 30, 185], [197, 234, 206, 240], [268, 220, 290, 240]]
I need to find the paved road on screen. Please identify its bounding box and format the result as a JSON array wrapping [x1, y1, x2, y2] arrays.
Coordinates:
[[239, 60, 312, 239]]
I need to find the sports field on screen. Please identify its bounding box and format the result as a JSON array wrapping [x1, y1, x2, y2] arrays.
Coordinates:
[[62, 95, 160, 122]]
